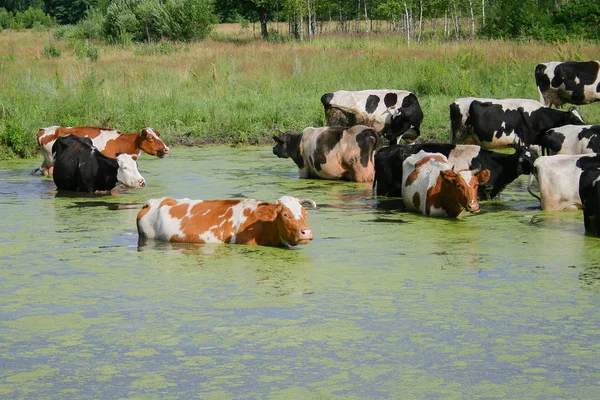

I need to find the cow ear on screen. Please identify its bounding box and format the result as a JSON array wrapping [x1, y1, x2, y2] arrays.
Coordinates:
[[439, 170, 455, 181], [255, 203, 279, 222], [131, 155, 138, 161], [477, 169, 491, 185], [273, 135, 283, 143]]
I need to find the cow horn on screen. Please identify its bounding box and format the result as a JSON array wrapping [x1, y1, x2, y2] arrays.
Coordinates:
[[299, 198, 317, 209]]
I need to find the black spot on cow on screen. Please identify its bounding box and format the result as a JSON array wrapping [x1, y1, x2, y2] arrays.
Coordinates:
[[580, 126, 600, 152], [578, 155, 600, 235], [449, 102, 464, 142], [384, 93, 398, 108], [577, 154, 600, 171], [321, 92, 334, 107], [535, 64, 550, 92], [272, 132, 304, 169], [365, 95, 380, 114], [540, 129, 566, 155], [312, 128, 344, 171], [553, 62, 600, 103], [386, 93, 424, 144], [356, 128, 379, 167], [466, 101, 527, 143], [597, 81, 600, 93]]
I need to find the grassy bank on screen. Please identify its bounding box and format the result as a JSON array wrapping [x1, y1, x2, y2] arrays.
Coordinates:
[[1, 29, 599, 159]]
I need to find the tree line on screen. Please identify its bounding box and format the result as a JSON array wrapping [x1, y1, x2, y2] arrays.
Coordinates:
[[1, 0, 599, 42]]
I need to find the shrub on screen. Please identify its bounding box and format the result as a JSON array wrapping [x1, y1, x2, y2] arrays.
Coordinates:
[[12, 7, 55, 29], [0, 8, 10, 28], [41, 43, 61, 58], [102, 0, 215, 43]]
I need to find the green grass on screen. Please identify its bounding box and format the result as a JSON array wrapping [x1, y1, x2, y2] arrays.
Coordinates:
[[1, 29, 599, 159]]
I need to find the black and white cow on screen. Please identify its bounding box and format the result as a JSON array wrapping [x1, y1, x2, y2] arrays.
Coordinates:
[[374, 143, 538, 200], [272, 125, 380, 182], [450, 97, 585, 148], [52, 135, 146, 194], [321, 89, 424, 144], [535, 61, 600, 107], [528, 154, 600, 211], [579, 156, 600, 235], [540, 124, 600, 155]]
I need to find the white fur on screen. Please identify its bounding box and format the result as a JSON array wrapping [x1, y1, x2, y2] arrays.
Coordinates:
[[402, 151, 452, 216], [277, 196, 303, 220], [545, 125, 598, 155], [115, 154, 145, 188], [532, 155, 586, 210]]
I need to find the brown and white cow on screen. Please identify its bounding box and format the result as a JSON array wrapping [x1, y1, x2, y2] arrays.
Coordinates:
[[272, 125, 380, 182], [401, 150, 490, 218], [35, 126, 169, 176], [137, 196, 317, 247]]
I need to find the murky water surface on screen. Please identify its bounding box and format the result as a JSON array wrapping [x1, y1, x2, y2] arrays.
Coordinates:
[[1, 147, 600, 398]]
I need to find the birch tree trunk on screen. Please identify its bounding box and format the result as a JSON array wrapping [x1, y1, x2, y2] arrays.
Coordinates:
[[482, 0, 486, 28], [364, 0, 369, 33], [418, 0, 423, 42], [404, 2, 411, 45], [468, 0, 475, 38]]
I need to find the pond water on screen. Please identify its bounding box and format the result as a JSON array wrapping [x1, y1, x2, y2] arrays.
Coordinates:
[[1, 146, 600, 398]]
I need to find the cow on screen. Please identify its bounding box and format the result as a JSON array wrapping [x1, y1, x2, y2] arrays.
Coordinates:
[[321, 89, 424, 144], [527, 154, 600, 211], [52, 135, 146, 194], [535, 61, 600, 108], [579, 158, 600, 235], [136, 196, 317, 247], [272, 125, 380, 182], [374, 143, 537, 200], [35, 126, 169, 176], [401, 150, 490, 218], [540, 124, 600, 155], [450, 97, 585, 148]]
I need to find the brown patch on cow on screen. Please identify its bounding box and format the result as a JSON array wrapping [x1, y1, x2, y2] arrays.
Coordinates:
[[159, 198, 179, 208], [412, 192, 421, 209], [169, 203, 189, 220], [136, 203, 151, 223], [405, 155, 447, 186], [425, 171, 464, 217]]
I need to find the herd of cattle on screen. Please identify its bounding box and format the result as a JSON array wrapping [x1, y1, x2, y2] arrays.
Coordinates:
[[34, 60, 600, 246]]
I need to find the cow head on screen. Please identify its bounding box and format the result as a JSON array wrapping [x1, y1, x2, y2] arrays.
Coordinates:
[[116, 154, 146, 188], [255, 196, 316, 246], [387, 107, 420, 143], [272, 132, 296, 159], [514, 146, 539, 175], [439, 168, 490, 214], [567, 107, 585, 125], [138, 127, 169, 158]]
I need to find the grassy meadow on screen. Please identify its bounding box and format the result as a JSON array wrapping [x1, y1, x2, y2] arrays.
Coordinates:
[[1, 28, 600, 159]]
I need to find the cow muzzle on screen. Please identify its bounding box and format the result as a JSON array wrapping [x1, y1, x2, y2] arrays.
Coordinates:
[[466, 201, 480, 213], [295, 228, 314, 245], [137, 179, 146, 188]]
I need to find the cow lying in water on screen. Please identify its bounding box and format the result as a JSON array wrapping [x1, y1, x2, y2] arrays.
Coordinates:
[[579, 156, 600, 235], [528, 154, 600, 211], [36, 125, 169, 176], [52, 135, 146, 194], [137, 196, 317, 247], [321, 89, 423, 144], [402, 150, 490, 218], [374, 143, 537, 200], [272, 125, 380, 182], [450, 97, 585, 148], [535, 61, 600, 108]]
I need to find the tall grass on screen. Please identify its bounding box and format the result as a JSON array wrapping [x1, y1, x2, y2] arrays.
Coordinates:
[[1, 29, 599, 158]]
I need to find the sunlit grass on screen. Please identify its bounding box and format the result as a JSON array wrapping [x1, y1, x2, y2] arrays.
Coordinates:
[[1, 28, 599, 158]]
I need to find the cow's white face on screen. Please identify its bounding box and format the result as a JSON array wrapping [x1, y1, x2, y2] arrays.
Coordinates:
[[116, 154, 146, 188]]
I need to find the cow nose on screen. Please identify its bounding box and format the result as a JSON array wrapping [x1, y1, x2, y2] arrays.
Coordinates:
[[301, 229, 313, 239], [467, 201, 480, 213], [139, 179, 146, 188]]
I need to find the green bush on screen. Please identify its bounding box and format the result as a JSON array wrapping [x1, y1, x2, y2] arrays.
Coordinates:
[[41, 43, 61, 58], [102, 0, 215, 43], [0, 8, 10, 28], [12, 7, 55, 29]]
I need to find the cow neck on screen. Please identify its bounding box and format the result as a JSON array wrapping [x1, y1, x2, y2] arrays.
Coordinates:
[[289, 133, 305, 169], [105, 133, 139, 156], [236, 218, 281, 246]]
